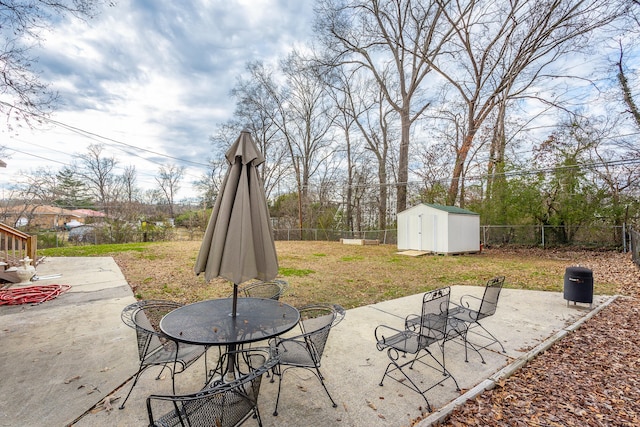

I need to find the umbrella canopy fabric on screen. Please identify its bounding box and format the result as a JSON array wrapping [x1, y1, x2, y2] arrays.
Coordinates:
[[194, 131, 278, 287]]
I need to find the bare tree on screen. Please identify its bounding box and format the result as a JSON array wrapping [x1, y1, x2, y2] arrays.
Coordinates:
[[75, 144, 120, 215], [7, 166, 58, 227], [0, 1, 105, 128], [325, 69, 360, 232], [229, 62, 291, 199], [315, 0, 455, 212], [121, 165, 139, 203], [14, 166, 57, 203], [195, 157, 226, 209], [340, 70, 397, 230], [617, 43, 640, 129], [428, 0, 625, 205], [279, 51, 337, 205], [243, 52, 337, 230], [155, 164, 184, 218]]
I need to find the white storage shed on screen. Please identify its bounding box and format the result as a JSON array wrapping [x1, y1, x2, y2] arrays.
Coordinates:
[[397, 203, 480, 254]]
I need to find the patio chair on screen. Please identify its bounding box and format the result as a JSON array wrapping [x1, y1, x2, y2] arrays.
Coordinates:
[[230, 279, 289, 300], [374, 287, 460, 411], [269, 303, 346, 416], [448, 276, 506, 363], [147, 347, 277, 427], [119, 300, 207, 409]]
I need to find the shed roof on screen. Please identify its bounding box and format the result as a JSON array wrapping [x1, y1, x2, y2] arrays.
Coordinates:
[[422, 203, 479, 215]]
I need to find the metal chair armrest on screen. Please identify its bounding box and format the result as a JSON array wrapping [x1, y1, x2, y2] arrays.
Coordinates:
[[404, 314, 421, 331], [457, 294, 483, 308], [375, 324, 410, 351]]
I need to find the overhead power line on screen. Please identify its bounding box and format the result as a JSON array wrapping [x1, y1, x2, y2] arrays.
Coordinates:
[[0, 100, 211, 169]]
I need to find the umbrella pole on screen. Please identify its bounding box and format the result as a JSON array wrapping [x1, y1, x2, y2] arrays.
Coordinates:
[[225, 283, 239, 382], [232, 283, 238, 317]]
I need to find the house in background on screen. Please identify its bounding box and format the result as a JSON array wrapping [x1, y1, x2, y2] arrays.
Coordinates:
[[397, 203, 480, 255], [71, 209, 107, 223], [2, 205, 82, 229]]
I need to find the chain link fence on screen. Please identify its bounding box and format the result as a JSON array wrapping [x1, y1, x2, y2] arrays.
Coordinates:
[[273, 228, 398, 244], [36, 223, 634, 253], [480, 224, 630, 250]]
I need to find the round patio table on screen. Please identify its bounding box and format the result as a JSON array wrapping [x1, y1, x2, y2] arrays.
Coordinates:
[[160, 297, 300, 346], [160, 297, 300, 382]]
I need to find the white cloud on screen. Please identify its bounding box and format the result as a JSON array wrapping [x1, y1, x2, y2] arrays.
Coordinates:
[[2, 0, 314, 201]]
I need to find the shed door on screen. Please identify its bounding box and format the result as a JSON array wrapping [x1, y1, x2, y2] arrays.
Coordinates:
[[407, 214, 422, 250]]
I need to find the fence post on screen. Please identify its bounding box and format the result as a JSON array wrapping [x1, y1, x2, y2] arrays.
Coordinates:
[[482, 226, 486, 247], [541, 225, 545, 248], [623, 223, 627, 253]]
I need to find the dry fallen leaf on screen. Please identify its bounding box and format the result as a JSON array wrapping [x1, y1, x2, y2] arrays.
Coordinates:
[[64, 375, 81, 384], [90, 396, 120, 413]]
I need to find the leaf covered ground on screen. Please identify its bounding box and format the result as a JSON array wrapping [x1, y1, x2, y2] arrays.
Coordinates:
[[437, 297, 640, 427]]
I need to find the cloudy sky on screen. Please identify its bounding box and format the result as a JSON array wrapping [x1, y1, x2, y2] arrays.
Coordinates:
[[3, 0, 314, 201]]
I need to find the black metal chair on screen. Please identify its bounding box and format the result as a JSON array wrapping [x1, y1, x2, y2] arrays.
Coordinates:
[[269, 303, 345, 416], [230, 279, 289, 300], [147, 347, 277, 427], [448, 276, 506, 363], [119, 300, 207, 409], [375, 287, 459, 411]]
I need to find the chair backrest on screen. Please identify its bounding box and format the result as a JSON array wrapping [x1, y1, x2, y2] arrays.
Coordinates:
[[148, 348, 275, 427], [477, 276, 505, 320], [296, 303, 345, 362], [121, 300, 182, 361], [417, 287, 451, 344], [236, 279, 288, 300]]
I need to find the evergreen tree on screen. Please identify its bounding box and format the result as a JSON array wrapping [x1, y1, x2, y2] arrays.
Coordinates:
[[55, 167, 93, 209]]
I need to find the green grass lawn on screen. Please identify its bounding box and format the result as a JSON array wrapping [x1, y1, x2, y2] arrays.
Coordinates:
[[38, 241, 625, 309]]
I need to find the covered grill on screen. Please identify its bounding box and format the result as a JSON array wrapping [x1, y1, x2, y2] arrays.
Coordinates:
[[563, 266, 593, 308]]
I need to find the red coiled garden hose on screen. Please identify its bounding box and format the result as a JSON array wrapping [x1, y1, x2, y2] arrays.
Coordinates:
[[0, 284, 71, 306]]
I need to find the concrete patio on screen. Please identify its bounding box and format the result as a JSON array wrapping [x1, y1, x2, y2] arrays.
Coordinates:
[[0, 257, 614, 427]]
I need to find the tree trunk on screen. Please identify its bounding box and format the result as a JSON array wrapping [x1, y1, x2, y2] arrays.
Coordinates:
[[397, 107, 411, 212], [378, 162, 387, 231], [487, 101, 508, 222], [447, 131, 475, 206]]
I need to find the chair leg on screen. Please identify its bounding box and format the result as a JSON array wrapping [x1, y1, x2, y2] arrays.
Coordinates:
[[312, 365, 338, 408], [424, 348, 460, 392], [476, 323, 506, 353], [154, 363, 170, 380], [253, 406, 263, 427], [379, 348, 433, 412], [119, 367, 145, 410], [464, 331, 486, 363], [272, 366, 284, 416], [272, 364, 337, 415], [381, 360, 432, 412]]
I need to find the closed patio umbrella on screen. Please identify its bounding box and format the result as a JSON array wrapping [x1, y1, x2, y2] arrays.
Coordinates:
[[194, 130, 278, 317]]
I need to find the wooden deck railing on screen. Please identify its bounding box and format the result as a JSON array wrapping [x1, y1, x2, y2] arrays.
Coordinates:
[[0, 222, 37, 267]]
